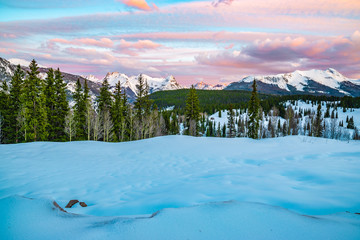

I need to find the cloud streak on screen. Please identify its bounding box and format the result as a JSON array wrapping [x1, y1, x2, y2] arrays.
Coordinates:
[[118, 0, 156, 11]]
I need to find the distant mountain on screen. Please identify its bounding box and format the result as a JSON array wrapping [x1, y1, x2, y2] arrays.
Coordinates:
[[0, 57, 100, 100], [101, 72, 183, 101], [193, 81, 226, 90], [0, 57, 183, 102], [225, 69, 360, 97]]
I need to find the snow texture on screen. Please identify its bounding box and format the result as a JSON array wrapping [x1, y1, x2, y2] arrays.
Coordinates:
[[0, 136, 360, 239]]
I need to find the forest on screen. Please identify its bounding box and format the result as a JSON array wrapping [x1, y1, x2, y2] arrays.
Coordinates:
[[0, 59, 359, 144]]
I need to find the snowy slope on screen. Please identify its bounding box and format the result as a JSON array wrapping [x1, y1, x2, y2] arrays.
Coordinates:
[[226, 68, 360, 96], [0, 136, 360, 239], [1, 196, 359, 240]]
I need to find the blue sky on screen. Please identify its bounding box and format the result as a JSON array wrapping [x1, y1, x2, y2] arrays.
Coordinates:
[[0, 0, 359, 85]]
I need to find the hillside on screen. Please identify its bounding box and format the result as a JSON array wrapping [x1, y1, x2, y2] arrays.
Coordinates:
[[149, 89, 271, 112]]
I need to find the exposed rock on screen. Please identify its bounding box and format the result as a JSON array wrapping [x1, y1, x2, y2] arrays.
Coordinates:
[[65, 199, 79, 208], [79, 202, 87, 207]]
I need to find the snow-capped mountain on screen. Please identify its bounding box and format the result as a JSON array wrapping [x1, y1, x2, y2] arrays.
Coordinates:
[[0, 57, 101, 98], [193, 81, 226, 90], [101, 72, 183, 100], [225, 68, 360, 97], [0, 57, 183, 102]]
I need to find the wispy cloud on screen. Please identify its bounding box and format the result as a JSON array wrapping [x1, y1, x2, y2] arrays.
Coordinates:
[[118, 0, 157, 11]]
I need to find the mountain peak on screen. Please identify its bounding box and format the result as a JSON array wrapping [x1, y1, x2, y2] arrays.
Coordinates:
[[226, 68, 360, 97]]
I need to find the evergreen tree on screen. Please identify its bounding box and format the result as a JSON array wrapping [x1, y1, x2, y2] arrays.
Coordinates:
[[111, 81, 127, 142], [185, 86, 200, 136], [248, 80, 260, 139], [8, 65, 24, 143], [53, 69, 69, 141], [134, 74, 152, 139], [73, 79, 86, 140], [347, 117, 355, 129], [313, 104, 323, 137], [0, 81, 10, 143], [44, 68, 57, 140], [227, 104, 236, 138], [222, 123, 226, 137], [97, 78, 113, 141], [216, 122, 221, 137], [22, 59, 48, 141]]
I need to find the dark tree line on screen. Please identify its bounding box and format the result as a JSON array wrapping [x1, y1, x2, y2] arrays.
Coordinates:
[[0, 59, 188, 144]]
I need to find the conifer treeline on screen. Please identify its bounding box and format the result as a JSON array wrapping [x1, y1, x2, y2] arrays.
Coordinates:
[[0, 59, 187, 144], [1, 59, 359, 143]]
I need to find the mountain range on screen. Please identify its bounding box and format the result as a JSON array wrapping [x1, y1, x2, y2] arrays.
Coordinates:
[[225, 68, 360, 97], [1, 57, 359, 99]]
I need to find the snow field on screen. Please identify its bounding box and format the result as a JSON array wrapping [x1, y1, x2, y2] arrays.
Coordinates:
[[1, 135, 360, 239]]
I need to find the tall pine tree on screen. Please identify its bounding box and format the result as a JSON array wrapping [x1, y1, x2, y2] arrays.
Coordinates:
[[23, 59, 48, 142], [73, 79, 86, 140], [248, 80, 260, 139], [111, 81, 127, 142], [8, 65, 24, 143], [0, 81, 10, 143], [97, 78, 113, 142], [185, 86, 200, 136], [134, 74, 151, 139], [53, 69, 69, 141], [313, 104, 323, 137], [44, 68, 57, 140], [227, 104, 236, 138]]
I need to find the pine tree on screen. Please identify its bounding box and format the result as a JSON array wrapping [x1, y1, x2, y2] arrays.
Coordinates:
[[185, 86, 200, 136], [222, 123, 226, 137], [8, 65, 24, 143], [0, 81, 10, 143], [248, 80, 260, 139], [111, 81, 127, 142], [227, 104, 236, 138], [97, 78, 113, 141], [44, 68, 57, 140], [134, 74, 152, 139], [314, 104, 323, 137], [53, 69, 69, 141], [215, 122, 220, 137], [22, 59, 48, 141], [73, 79, 86, 140], [347, 117, 355, 129]]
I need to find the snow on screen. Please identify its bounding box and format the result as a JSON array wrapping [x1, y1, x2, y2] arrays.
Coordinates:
[[8, 58, 47, 68], [238, 68, 359, 93], [102, 72, 182, 94], [0, 136, 360, 238], [209, 100, 360, 138], [1, 196, 359, 240]]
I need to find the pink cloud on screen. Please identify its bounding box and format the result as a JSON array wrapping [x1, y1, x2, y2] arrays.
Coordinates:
[[114, 39, 162, 56], [49, 38, 114, 48], [0, 48, 17, 54], [0, 33, 16, 39], [118, 0, 156, 11], [196, 32, 360, 78]]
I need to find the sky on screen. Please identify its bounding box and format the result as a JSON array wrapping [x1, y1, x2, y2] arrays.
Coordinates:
[[0, 0, 359, 85]]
